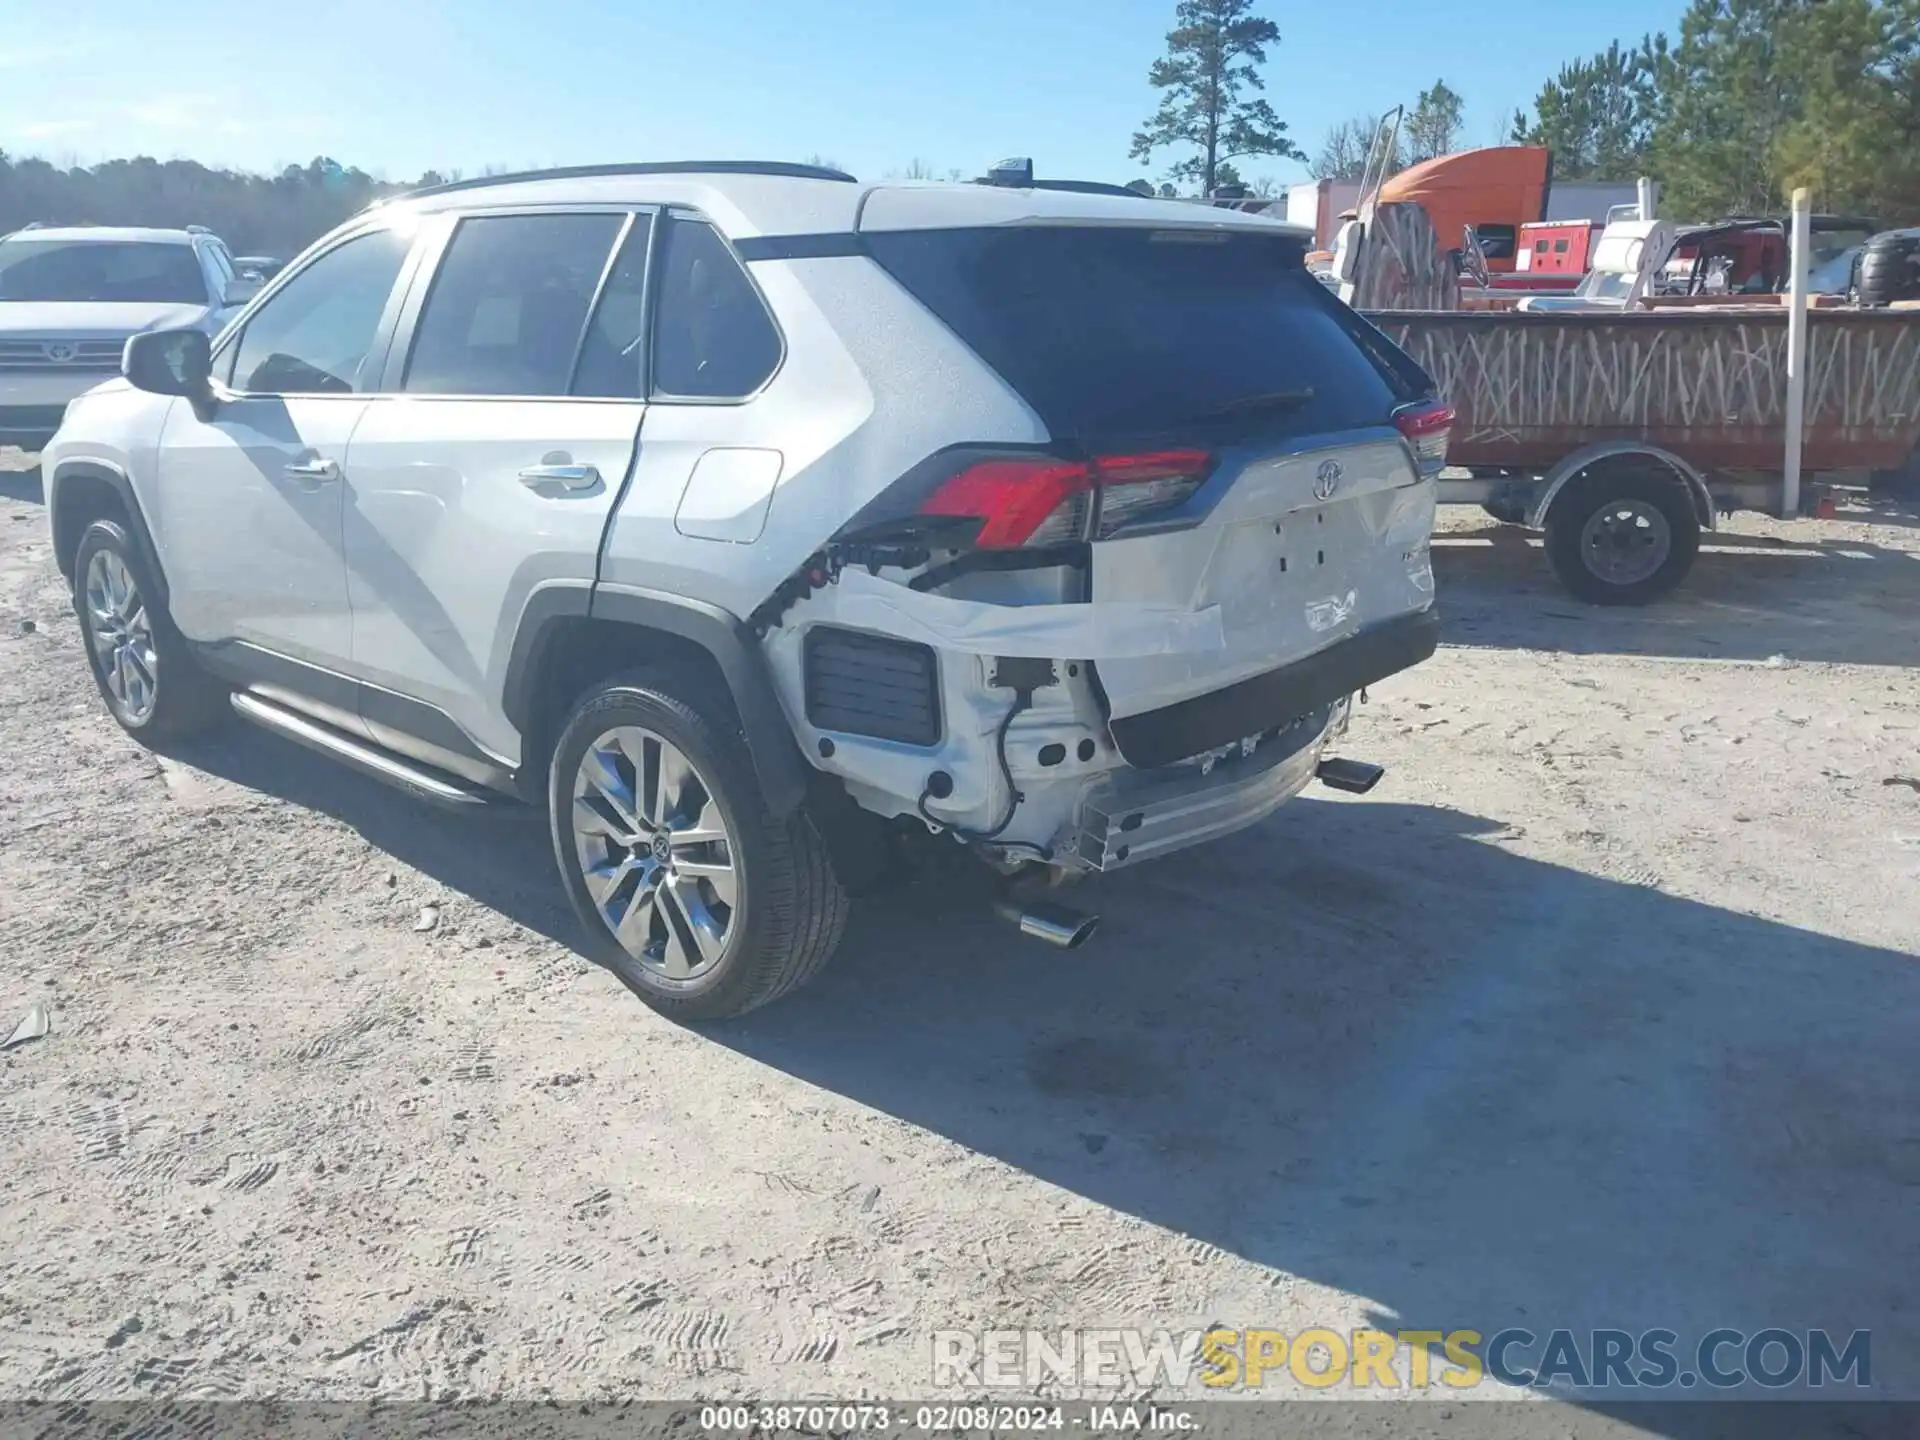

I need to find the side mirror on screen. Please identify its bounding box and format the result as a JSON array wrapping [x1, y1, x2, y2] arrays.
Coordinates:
[[1331, 220, 1365, 284], [223, 275, 261, 306], [124, 328, 214, 405]]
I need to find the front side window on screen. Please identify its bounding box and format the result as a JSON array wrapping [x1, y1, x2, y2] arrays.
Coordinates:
[[0, 240, 208, 304], [228, 229, 413, 394], [651, 217, 782, 399], [404, 213, 623, 396]]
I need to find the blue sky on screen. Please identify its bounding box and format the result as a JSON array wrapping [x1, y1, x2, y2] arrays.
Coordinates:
[[1, 0, 1681, 189]]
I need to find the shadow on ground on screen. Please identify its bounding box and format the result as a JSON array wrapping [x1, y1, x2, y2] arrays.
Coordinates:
[[1434, 506, 1920, 666], [0, 463, 44, 505], [170, 717, 1919, 1432]]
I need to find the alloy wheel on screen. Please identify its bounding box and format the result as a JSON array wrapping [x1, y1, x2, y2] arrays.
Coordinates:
[[84, 549, 158, 723], [570, 726, 739, 980]]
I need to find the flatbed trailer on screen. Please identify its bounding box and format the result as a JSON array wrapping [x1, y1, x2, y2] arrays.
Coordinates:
[[1367, 305, 1920, 602]]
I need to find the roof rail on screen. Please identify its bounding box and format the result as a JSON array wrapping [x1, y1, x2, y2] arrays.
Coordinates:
[[19, 221, 47, 231], [1030, 178, 1151, 198], [394, 160, 858, 202]]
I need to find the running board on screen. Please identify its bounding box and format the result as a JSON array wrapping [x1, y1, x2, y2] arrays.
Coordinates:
[[230, 691, 497, 810]]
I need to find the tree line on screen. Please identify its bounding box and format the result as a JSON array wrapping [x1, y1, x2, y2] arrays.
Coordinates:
[[5, 0, 1916, 252], [1512, 0, 1920, 223], [1132, 0, 1919, 226], [0, 153, 451, 258]]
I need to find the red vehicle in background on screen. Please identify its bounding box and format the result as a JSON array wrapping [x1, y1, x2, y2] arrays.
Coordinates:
[[1308, 143, 1644, 295], [1516, 219, 1602, 276]]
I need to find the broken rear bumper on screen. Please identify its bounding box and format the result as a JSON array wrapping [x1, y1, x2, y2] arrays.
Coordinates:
[[1071, 703, 1335, 871], [1104, 607, 1439, 769]]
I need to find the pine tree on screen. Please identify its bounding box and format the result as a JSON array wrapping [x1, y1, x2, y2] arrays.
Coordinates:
[[1129, 0, 1305, 194]]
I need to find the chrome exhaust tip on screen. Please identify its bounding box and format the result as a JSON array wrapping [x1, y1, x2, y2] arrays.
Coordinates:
[[1316, 756, 1386, 795], [993, 896, 1101, 950]]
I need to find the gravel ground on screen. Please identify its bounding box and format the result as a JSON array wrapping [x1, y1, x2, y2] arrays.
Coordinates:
[[1, 449, 1916, 1425]]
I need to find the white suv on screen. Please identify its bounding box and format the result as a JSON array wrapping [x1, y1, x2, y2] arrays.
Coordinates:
[[41, 161, 1446, 1019], [0, 224, 255, 450]]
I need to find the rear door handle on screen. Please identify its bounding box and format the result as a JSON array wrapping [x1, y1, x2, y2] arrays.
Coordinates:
[[517, 463, 601, 492], [283, 458, 340, 485]]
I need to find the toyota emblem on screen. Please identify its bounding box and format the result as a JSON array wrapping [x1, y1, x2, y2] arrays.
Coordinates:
[[44, 342, 77, 364], [1313, 458, 1344, 500]]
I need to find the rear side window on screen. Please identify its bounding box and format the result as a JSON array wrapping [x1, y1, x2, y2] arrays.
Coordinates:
[[651, 217, 781, 399], [865, 227, 1413, 440], [405, 213, 623, 396]]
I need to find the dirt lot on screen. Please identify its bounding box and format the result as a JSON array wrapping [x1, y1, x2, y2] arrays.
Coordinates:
[[1, 448, 1916, 1421]]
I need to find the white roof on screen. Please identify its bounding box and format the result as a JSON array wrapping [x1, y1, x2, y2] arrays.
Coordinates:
[[396, 171, 1310, 241], [857, 183, 1311, 237], [4, 225, 200, 245]]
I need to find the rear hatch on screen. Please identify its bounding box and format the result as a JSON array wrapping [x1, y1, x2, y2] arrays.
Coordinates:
[[863, 213, 1441, 756]]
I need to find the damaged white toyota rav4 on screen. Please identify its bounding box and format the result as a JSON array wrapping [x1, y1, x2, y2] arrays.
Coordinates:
[[41, 160, 1446, 1019]]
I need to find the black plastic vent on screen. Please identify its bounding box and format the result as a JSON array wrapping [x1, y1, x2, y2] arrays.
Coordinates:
[[804, 627, 942, 747]]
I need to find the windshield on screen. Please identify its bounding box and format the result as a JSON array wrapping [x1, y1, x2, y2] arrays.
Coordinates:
[[0, 239, 208, 303], [1808, 246, 1860, 293], [1577, 270, 1634, 301]]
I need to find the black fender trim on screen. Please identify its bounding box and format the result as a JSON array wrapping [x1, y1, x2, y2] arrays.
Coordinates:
[[594, 584, 810, 817], [498, 582, 595, 740], [48, 459, 171, 606], [501, 581, 810, 818], [1106, 608, 1441, 769]]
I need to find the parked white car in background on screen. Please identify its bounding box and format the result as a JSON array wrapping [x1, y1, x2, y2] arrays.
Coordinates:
[[0, 224, 255, 451]]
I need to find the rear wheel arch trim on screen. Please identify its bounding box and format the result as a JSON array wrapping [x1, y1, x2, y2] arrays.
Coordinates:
[[502, 582, 809, 818], [1529, 441, 1714, 534], [49, 459, 171, 605]]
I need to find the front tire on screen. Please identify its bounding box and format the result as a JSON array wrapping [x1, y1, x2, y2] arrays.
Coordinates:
[[72, 518, 226, 739], [548, 673, 847, 1021], [1544, 463, 1701, 605]]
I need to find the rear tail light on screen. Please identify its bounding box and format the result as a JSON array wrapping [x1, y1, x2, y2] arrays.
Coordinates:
[[920, 449, 1213, 549], [1393, 400, 1453, 477], [1089, 450, 1214, 537]]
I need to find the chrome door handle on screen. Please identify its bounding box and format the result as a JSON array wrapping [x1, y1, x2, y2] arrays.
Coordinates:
[[517, 463, 600, 492], [283, 458, 340, 484]]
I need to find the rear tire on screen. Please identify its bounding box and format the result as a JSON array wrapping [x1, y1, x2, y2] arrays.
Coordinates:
[[548, 671, 847, 1021], [72, 518, 226, 740], [1871, 450, 1920, 502], [1544, 463, 1701, 606]]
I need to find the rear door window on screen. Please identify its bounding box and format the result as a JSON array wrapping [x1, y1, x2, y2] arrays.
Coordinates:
[[865, 226, 1417, 441], [404, 213, 623, 396], [571, 216, 654, 399]]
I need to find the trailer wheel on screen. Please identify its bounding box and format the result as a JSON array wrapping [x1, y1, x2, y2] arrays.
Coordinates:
[[1544, 461, 1701, 605]]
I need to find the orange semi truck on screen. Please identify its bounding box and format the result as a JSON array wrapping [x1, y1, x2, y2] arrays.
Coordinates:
[[1298, 146, 1646, 280]]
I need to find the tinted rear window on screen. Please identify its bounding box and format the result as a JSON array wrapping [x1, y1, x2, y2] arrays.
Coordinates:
[[866, 226, 1416, 440]]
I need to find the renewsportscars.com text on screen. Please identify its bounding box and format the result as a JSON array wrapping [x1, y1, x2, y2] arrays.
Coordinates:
[[930, 1326, 1872, 1392]]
